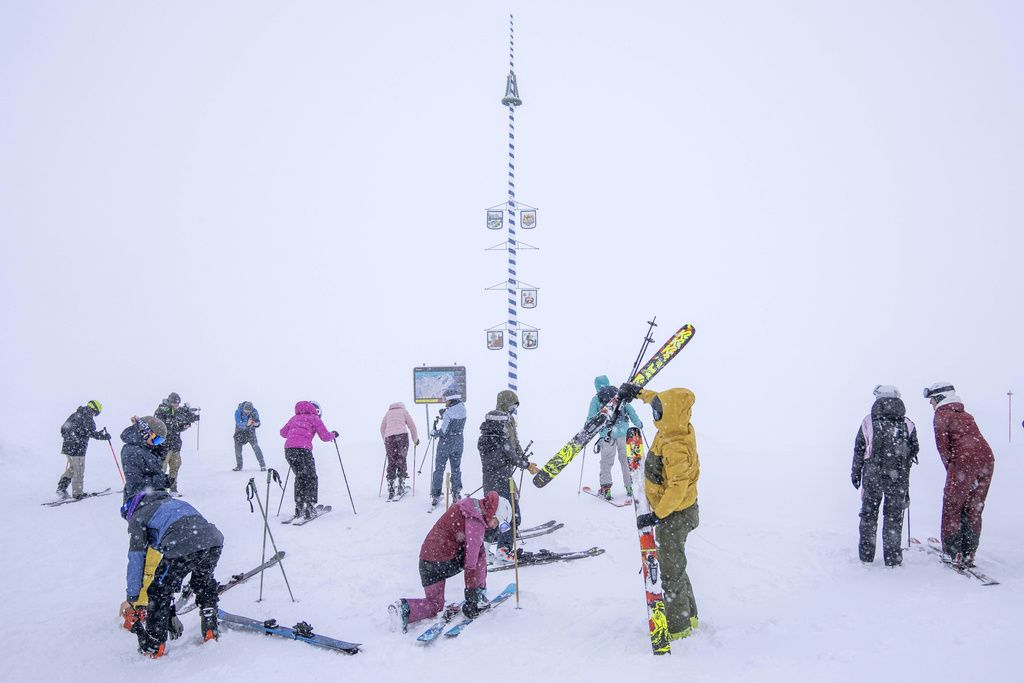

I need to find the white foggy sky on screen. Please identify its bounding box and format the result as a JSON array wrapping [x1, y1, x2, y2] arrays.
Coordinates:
[[1, 1, 1021, 458]]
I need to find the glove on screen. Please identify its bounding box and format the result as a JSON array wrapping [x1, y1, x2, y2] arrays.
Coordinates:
[[636, 512, 660, 529], [332, 430, 340, 439], [99, 430, 112, 441], [430, 430, 440, 438], [851, 472, 861, 490], [168, 608, 184, 640], [462, 588, 482, 619], [617, 382, 642, 402], [526, 462, 539, 475], [414, 439, 420, 446], [120, 601, 146, 630]]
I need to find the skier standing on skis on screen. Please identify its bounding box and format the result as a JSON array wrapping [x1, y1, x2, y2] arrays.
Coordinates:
[[478, 389, 539, 559], [588, 375, 643, 500], [851, 385, 919, 566], [121, 416, 170, 500], [119, 489, 224, 658], [56, 400, 110, 499], [380, 401, 419, 500], [154, 392, 200, 494], [388, 491, 511, 632], [279, 401, 338, 520], [430, 390, 467, 507], [619, 381, 700, 641], [232, 401, 266, 471], [923, 382, 996, 566]]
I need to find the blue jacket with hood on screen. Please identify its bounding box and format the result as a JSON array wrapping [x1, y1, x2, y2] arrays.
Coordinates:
[[587, 375, 643, 439]]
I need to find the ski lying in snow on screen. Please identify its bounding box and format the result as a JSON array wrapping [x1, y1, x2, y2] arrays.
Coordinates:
[[518, 523, 564, 540], [487, 547, 605, 571], [582, 486, 633, 507], [175, 551, 287, 614], [518, 520, 557, 534], [910, 537, 999, 586], [219, 610, 360, 654], [415, 603, 464, 643], [443, 583, 517, 638], [626, 426, 671, 654], [42, 488, 113, 506], [533, 324, 695, 488]]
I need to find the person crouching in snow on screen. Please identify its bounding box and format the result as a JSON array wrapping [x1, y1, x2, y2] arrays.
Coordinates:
[[618, 381, 700, 641], [279, 400, 338, 520], [118, 489, 224, 658], [389, 491, 512, 632]]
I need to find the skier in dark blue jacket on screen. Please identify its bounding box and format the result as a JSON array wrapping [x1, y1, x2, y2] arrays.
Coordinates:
[[120, 416, 170, 501], [232, 401, 266, 471], [118, 490, 224, 659]]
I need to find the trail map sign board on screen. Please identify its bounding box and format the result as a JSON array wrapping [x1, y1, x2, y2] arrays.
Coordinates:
[[413, 366, 468, 404]]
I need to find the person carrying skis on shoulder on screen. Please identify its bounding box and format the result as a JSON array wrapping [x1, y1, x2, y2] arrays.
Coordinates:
[[280, 400, 338, 520], [118, 488, 224, 658], [388, 491, 511, 632], [618, 381, 700, 641], [588, 375, 643, 500], [430, 389, 467, 507], [232, 401, 266, 471], [154, 392, 200, 494], [851, 385, 919, 566], [380, 401, 419, 500], [923, 382, 996, 567], [478, 389, 539, 560], [56, 400, 110, 499]]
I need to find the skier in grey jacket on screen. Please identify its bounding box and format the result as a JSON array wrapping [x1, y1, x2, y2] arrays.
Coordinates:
[[430, 390, 468, 505]]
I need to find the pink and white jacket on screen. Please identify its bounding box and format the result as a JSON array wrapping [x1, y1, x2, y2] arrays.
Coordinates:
[[380, 402, 419, 442]]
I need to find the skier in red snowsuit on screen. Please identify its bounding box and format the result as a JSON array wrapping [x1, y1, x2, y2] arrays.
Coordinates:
[[923, 383, 995, 565]]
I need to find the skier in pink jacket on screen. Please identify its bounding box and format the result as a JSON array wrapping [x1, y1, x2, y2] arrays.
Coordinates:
[[380, 402, 419, 500], [279, 401, 337, 520]]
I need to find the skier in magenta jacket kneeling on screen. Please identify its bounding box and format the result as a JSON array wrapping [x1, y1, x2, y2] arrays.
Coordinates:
[[389, 491, 511, 632]]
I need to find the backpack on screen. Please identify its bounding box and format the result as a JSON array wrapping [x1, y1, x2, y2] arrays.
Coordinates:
[[861, 415, 914, 481]]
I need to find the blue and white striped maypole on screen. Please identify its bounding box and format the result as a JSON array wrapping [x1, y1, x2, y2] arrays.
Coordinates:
[[503, 13, 521, 393]]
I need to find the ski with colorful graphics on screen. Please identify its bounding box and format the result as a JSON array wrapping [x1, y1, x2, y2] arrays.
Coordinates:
[[219, 610, 360, 654], [442, 583, 518, 638], [582, 486, 633, 507], [626, 426, 671, 655], [533, 324, 695, 488]]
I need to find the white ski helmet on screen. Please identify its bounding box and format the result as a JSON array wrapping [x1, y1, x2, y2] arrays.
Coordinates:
[[310, 401, 322, 416], [494, 497, 514, 528]]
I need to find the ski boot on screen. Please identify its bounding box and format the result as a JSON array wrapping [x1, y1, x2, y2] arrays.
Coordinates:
[[55, 476, 70, 499], [598, 484, 612, 501], [260, 466, 266, 472], [387, 480, 395, 501], [200, 606, 219, 641], [625, 485, 633, 498], [131, 620, 166, 658], [231, 465, 242, 472], [430, 495, 441, 509], [388, 599, 410, 633], [396, 478, 407, 497], [451, 490, 462, 502]]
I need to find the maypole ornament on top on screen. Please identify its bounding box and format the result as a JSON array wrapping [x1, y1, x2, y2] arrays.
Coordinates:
[[484, 14, 540, 390]]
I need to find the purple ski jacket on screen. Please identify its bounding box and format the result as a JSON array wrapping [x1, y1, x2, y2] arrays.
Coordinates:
[[279, 401, 335, 450]]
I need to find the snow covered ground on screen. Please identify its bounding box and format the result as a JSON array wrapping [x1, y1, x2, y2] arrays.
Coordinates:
[[3, 429, 1020, 682]]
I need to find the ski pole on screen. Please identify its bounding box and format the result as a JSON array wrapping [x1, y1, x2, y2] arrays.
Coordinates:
[[417, 436, 433, 473], [577, 445, 587, 495], [378, 449, 387, 498], [411, 438, 416, 497], [510, 477, 521, 608], [905, 491, 911, 550], [105, 432, 125, 484], [333, 439, 357, 514], [259, 469, 282, 600], [276, 467, 291, 517], [245, 478, 295, 602]]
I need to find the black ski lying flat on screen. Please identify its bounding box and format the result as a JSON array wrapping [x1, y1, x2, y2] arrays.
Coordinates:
[[42, 488, 113, 506], [518, 520, 557, 534], [487, 547, 605, 572], [175, 551, 287, 614], [910, 537, 999, 586], [219, 610, 360, 654]]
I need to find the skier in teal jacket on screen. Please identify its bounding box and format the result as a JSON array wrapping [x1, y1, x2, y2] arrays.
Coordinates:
[[587, 375, 643, 499]]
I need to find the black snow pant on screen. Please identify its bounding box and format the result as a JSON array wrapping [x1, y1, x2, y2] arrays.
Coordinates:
[[859, 467, 909, 566], [285, 447, 318, 517], [137, 545, 221, 646]]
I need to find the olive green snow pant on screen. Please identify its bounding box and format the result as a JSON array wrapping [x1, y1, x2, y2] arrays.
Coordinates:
[[163, 450, 181, 493], [59, 456, 86, 497], [656, 502, 699, 634]]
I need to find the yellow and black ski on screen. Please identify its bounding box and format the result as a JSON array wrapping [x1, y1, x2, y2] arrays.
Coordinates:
[[532, 323, 695, 488]]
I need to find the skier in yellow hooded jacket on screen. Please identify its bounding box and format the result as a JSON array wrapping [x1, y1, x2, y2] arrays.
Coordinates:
[[619, 382, 700, 640]]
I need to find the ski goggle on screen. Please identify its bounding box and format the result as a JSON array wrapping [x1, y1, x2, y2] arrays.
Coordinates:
[[923, 385, 954, 399], [498, 521, 511, 533], [151, 434, 165, 445], [651, 396, 663, 422]]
